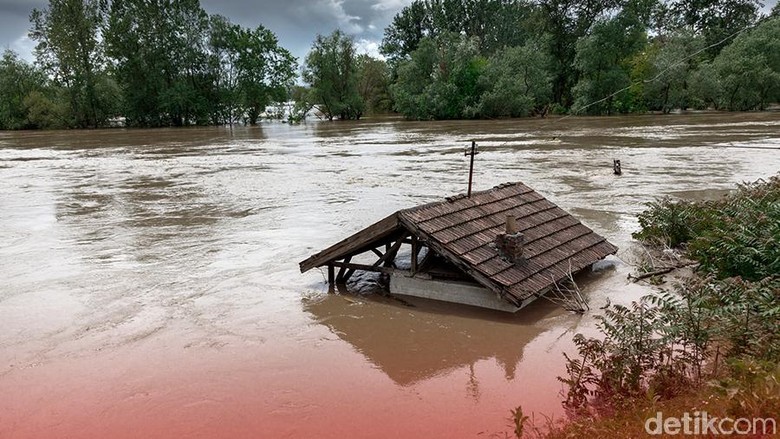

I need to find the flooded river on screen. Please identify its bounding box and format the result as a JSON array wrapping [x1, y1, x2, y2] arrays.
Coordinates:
[[1, 112, 779, 438]]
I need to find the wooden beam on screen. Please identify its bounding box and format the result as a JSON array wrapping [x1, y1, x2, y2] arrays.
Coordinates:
[[332, 261, 394, 274], [336, 256, 351, 284], [368, 235, 406, 268], [382, 234, 407, 268]]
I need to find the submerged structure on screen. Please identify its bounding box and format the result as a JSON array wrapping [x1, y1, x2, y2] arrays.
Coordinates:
[[299, 182, 618, 312]]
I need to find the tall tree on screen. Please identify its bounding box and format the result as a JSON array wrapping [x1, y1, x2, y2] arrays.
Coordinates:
[[535, 0, 631, 107], [642, 32, 704, 112], [571, 12, 647, 114], [105, 0, 212, 127], [711, 16, 780, 110], [0, 50, 50, 129], [302, 30, 363, 120], [356, 55, 392, 114], [29, 0, 104, 127], [381, 0, 532, 62], [662, 0, 763, 57], [473, 39, 553, 117], [391, 34, 486, 119]]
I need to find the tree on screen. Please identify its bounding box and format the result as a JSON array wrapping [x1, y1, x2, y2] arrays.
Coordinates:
[[572, 13, 647, 115], [643, 32, 705, 112], [0, 50, 48, 129], [711, 17, 780, 110], [380, 0, 532, 62], [473, 39, 553, 117], [29, 0, 105, 127], [237, 25, 297, 125], [105, 0, 213, 127], [662, 0, 763, 58], [391, 34, 485, 119], [534, 0, 629, 107], [356, 55, 392, 114], [303, 30, 363, 120]]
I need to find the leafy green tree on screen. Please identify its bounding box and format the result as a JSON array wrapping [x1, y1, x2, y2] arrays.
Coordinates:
[[472, 39, 553, 117], [22, 89, 68, 129], [572, 14, 647, 115], [356, 55, 392, 114], [105, 0, 213, 127], [0, 50, 47, 129], [238, 26, 296, 125], [687, 61, 722, 108], [643, 32, 705, 112], [534, 0, 629, 107], [711, 17, 780, 110], [380, 0, 532, 62], [392, 34, 485, 119], [29, 0, 105, 127], [303, 30, 363, 120], [662, 0, 763, 58]]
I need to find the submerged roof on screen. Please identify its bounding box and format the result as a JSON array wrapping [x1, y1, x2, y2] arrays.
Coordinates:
[[300, 182, 618, 305]]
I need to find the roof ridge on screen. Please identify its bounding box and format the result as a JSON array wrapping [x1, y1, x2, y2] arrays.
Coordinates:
[[400, 182, 521, 214]]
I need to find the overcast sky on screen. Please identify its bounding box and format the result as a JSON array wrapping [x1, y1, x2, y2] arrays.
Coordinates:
[[1, 0, 777, 65]]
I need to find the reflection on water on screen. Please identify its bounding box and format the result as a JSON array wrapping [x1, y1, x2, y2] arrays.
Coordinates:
[[304, 294, 558, 387], [1, 112, 779, 438]]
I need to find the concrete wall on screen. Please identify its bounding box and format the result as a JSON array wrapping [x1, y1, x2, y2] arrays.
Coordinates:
[[389, 271, 527, 313]]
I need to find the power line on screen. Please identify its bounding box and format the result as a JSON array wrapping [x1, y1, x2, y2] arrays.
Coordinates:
[[510, 22, 761, 138]]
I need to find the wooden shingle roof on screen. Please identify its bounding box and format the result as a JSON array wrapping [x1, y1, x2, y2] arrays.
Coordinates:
[[300, 182, 618, 305]]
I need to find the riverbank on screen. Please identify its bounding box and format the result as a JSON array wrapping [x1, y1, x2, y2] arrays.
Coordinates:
[[530, 176, 780, 438]]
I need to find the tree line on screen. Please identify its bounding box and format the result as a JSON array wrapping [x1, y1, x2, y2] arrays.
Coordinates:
[[2, 0, 296, 129], [1, 0, 779, 129]]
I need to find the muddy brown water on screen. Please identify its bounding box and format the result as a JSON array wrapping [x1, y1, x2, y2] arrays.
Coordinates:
[[1, 113, 779, 438]]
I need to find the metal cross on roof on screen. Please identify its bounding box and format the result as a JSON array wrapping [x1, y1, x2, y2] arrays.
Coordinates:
[[465, 141, 479, 198]]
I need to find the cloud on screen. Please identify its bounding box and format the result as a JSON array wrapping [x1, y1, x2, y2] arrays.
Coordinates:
[[355, 38, 384, 59]]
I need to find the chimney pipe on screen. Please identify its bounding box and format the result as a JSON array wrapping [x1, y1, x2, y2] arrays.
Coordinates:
[[505, 215, 518, 234]]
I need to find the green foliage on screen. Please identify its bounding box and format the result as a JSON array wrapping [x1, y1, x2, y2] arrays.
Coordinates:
[[633, 197, 706, 247], [392, 34, 486, 120], [563, 176, 780, 414], [711, 17, 780, 111], [22, 89, 68, 129], [303, 30, 364, 121], [643, 32, 705, 112], [356, 55, 392, 114], [663, 0, 763, 59], [471, 40, 553, 118], [29, 0, 106, 128], [712, 359, 780, 418], [392, 34, 556, 120], [561, 276, 780, 411], [9, 0, 779, 129], [0, 50, 47, 129], [571, 13, 647, 115], [634, 175, 780, 280], [380, 0, 532, 62]]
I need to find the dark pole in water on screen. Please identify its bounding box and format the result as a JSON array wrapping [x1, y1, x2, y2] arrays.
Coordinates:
[[465, 141, 479, 197]]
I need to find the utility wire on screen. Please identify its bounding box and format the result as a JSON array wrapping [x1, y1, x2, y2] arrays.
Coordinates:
[[492, 22, 760, 141]]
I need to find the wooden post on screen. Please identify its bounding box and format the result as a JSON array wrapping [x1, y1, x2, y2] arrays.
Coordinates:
[[327, 264, 335, 285], [411, 236, 419, 275], [465, 141, 479, 197]]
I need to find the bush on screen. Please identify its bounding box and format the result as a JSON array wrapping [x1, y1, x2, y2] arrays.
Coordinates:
[[633, 175, 780, 280]]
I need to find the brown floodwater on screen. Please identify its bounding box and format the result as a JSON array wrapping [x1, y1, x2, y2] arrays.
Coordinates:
[[1, 112, 779, 438]]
